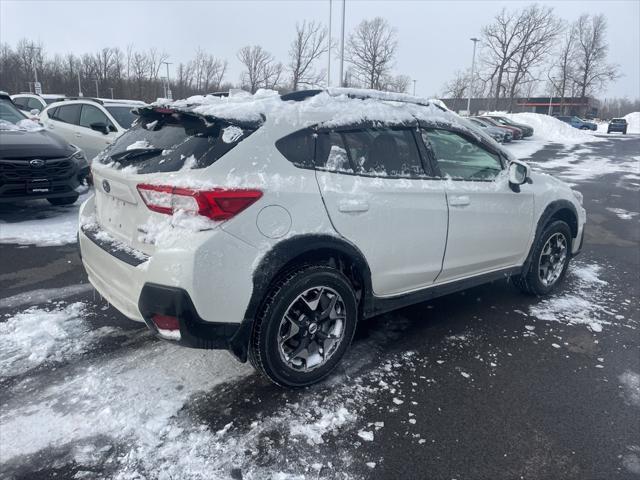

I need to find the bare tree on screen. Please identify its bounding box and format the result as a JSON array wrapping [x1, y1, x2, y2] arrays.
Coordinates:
[[441, 69, 486, 99], [572, 13, 619, 99], [504, 5, 562, 110], [481, 8, 526, 108], [237, 45, 281, 93], [379, 74, 411, 93], [345, 17, 397, 89], [289, 20, 328, 90], [549, 24, 577, 114]]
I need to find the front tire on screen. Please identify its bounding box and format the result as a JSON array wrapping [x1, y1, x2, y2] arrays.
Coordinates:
[[514, 220, 572, 296], [249, 265, 358, 387], [47, 194, 79, 206]]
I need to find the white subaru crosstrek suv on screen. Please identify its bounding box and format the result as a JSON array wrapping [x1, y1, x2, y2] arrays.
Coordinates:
[[39, 98, 145, 161], [78, 88, 586, 387]]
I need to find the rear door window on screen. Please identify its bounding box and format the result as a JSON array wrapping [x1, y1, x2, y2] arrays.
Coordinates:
[[341, 127, 423, 177], [316, 131, 353, 173]]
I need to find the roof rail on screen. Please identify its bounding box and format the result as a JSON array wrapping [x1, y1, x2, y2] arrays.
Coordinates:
[[62, 97, 104, 105], [326, 87, 434, 108]]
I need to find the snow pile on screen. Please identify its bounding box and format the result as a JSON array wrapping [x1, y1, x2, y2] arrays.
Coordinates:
[[624, 112, 640, 134], [0, 302, 118, 377], [504, 112, 602, 144]]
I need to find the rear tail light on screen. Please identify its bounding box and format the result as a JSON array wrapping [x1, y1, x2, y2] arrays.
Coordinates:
[[137, 184, 262, 221]]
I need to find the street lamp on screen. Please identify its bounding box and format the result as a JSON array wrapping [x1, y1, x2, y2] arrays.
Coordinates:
[[413, 79, 417, 96], [162, 61, 172, 99], [466, 37, 480, 115], [339, 0, 345, 87]]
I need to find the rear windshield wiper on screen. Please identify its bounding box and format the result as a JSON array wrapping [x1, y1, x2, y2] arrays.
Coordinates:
[[110, 148, 164, 162]]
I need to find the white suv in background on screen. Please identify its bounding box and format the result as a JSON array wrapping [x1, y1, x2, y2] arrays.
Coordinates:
[[78, 89, 586, 387], [39, 98, 145, 160], [11, 93, 67, 114]]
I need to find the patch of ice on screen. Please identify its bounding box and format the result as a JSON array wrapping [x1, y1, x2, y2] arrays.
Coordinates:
[[0, 196, 87, 246], [222, 125, 244, 143], [357, 430, 374, 442], [0, 118, 45, 132], [606, 207, 639, 220], [0, 302, 118, 377], [529, 262, 613, 332], [618, 371, 640, 407], [289, 406, 355, 445], [0, 284, 93, 310]]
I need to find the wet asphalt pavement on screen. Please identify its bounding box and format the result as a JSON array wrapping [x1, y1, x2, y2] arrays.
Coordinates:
[[0, 135, 638, 480]]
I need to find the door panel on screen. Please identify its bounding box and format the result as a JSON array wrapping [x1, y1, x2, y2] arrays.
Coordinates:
[[437, 177, 534, 282], [317, 172, 448, 295], [313, 127, 448, 296], [421, 128, 534, 283]]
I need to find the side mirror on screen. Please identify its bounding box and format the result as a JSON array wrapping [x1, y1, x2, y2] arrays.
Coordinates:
[[30, 108, 40, 116], [90, 122, 109, 135], [508, 160, 530, 188]]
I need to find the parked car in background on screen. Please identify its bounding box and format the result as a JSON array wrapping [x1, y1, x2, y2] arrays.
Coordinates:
[[607, 118, 628, 134], [475, 116, 523, 140], [11, 93, 67, 114], [556, 116, 597, 131], [468, 117, 513, 143], [79, 88, 586, 387], [0, 91, 88, 205], [39, 98, 144, 161], [482, 115, 534, 137]]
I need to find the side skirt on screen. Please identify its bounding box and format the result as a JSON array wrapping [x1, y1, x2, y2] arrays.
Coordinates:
[[364, 266, 522, 319]]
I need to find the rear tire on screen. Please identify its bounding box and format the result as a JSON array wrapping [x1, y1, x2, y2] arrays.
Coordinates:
[[47, 194, 79, 206], [249, 265, 358, 387], [513, 220, 572, 296]]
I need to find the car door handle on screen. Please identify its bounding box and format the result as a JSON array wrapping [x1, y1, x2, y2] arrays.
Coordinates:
[[74, 132, 82, 137], [449, 195, 470, 207], [338, 199, 369, 213]]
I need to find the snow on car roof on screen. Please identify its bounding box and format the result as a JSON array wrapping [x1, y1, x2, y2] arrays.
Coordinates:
[[147, 88, 480, 139]]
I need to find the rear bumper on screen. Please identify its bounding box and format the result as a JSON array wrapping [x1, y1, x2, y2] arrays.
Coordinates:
[[138, 283, 252, 358], [78, 194, 258, 357]]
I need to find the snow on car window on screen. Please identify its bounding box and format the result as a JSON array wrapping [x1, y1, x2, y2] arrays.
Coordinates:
[[222, 125, 243, 143]]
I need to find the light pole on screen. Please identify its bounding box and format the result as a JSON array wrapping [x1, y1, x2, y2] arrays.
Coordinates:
[[547, 75, 557, 115], [77, 71, 83, 97], [327, 0, 332, 87], [94, 79, 99, 98], [466, 37, 480, 115], [26, 44, 42, 94], [413, 79, 416, 96], [109, 87, 114, 99], [339, 0, 345, 87], [162, 61, 172, 99]]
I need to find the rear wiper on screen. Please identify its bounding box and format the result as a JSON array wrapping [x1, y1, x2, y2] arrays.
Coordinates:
[[111, 148, 163, 162]]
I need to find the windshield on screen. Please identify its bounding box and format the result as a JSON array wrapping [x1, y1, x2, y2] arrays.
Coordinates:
[[105, 106, 138, 129], [0, 98, 28, 124], [98, 112, 256, 173]]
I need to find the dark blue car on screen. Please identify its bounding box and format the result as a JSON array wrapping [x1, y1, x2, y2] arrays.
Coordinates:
[[556, 116, 597, 131]]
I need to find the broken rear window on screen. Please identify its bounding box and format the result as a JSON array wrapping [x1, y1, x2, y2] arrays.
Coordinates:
[[98, 111, 257, 174]]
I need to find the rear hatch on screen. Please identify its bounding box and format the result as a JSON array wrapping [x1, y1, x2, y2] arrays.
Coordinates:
[[90, 107, 260, 256]]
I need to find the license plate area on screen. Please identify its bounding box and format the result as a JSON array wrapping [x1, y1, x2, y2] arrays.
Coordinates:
[[27, 179, 51, 193]]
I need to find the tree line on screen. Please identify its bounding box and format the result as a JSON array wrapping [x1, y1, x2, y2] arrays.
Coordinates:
[[441, 5, 624, 114], [0, 17, 409, 102]]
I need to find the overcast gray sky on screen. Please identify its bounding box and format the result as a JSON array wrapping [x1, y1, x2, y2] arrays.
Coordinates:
[[1, 0, 638, 98]]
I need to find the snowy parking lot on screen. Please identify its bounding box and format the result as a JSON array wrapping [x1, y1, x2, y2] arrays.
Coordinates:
[[1, 132, 639, 479]]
